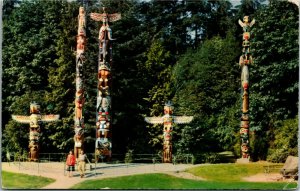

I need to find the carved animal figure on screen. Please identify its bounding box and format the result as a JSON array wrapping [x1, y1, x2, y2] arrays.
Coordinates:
[[241, 143, 249, 158], [163, 143, 172, 163], [98, 69, 110, 87], [240, 120, 249, 128], [96, 96, 111, 113], [74, 128, 84, 158], [163, 125, 172, 141], [97, 121, 110, 138], [77, 35, 86, 53], [78, 7, 86, 35], [75, 90, 85, 119], [238, 16, 255, 32], [29, 142, 39, 161]]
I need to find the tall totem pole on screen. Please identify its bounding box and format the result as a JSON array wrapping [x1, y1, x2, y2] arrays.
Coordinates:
[[145, 102, 193, 163], [238, 16, 255, 160], [12, 103, 59, 161], [90, 7, 121, 161], [74, 6, 86, 159]]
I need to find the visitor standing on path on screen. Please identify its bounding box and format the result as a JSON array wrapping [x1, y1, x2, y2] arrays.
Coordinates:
[[78, 150, 87, 178], [66, 150, 76, 177]]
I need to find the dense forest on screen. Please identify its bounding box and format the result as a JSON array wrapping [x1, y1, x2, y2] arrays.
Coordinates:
[[2, 0, 298, 163]]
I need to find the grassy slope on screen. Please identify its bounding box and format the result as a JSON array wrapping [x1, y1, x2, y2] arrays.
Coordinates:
[[186, 163, 282, 182], [71, 173, 296, 189], [72, 163, 298, 190], [1, 171, 55, 189]]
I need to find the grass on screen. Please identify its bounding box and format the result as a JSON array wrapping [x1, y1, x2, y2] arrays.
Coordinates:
[[186, 163, 283, 182], [1, 171, 55, 189], [71, 173, 297, 190]]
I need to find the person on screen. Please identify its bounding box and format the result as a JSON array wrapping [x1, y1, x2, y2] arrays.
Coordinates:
[[66, 150, 76, 177], [78, 150, 87, 178]]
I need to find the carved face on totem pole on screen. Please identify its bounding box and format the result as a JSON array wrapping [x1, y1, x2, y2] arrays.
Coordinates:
[[74, 127, 84, 147], [77, 35, 86, 52], [79, 7, 84, 15], [30, 145, 39, 160], [30, 103, 41, 114], [164, 103, 174, 115]]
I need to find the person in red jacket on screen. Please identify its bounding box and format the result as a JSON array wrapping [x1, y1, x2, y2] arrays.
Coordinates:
[[66, 150, 76, 177]]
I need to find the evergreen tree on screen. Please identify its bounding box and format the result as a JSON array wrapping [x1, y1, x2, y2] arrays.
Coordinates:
[[172, 33, 240, 154], [2, 0, 80, 154], [249, 0, 298, 160]]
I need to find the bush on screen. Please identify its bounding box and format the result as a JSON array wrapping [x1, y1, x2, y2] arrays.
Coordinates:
[[267, 117, 298, 163], [193, 152, 220, 164], [124, 150, 133, 163], [267, 147, 289, 163]]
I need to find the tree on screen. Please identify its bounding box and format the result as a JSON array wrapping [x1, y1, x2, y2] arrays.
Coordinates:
[[267, 116, 298, 162], [249, 0, 298, 160], [142, 40, 173, 151], [172, 33, 240, 154], [45, 0, 81, 152], [205, 0, 234, 39], [2, 0, 81, 154]]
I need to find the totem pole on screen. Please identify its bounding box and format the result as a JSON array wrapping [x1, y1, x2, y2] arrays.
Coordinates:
[[90, 7, 121, 161], [145, 101, 193, 163], [74, 6, 86, 159], [12, 102, 59, 161], [238, 16, 255, 160]]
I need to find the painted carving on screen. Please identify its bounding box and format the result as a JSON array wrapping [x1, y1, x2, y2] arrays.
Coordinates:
[[12, 102, 59, 161], [238, 16, 255, 32], [78, 7, 86, 35], [91, 7, 121, 161], [145, 101, 193, 163], [98, 69, 110, 87], [238, 16, 255, 160], [91, 7, 121, 65], [74, 7, 86, 159]]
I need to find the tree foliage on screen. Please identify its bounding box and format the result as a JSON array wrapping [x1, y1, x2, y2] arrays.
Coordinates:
[[172, 33, 240, 154], [2, 0, 298, 162], [249, 0, 298, 160]]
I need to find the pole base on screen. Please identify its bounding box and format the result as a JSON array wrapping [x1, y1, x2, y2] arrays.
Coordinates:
[[236, 157, 250, 163]]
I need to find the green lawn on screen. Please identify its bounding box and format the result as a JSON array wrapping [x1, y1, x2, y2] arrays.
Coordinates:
[[186, 163, 282, 182], [71, 173, 297, 190], [2, 171, 55, 189]]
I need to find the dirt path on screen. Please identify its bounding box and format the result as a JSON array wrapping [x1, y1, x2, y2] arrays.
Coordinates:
[[3, 162, 296, 189], [2, 162, 203, 189], [242, 173, 293, 182]]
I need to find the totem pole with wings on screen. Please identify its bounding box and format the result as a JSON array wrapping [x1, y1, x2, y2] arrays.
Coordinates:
[[90, 7, 121, 161], [238, 16, 255, 160], [12, 103, 59, 161], [145, 101, 193, 163]]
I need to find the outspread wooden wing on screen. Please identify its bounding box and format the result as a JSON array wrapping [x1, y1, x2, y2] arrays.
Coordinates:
[[108, 13, 121, 22], [249, 19, 255, 27], [41, 115, 60, 122], [238, 19, 245, 28], [173, 116, 193, 124], [90, 13, 104, 21], [144, 117, 164, 124], [90, 13, 121, 22], [11, 115, 31, 124]]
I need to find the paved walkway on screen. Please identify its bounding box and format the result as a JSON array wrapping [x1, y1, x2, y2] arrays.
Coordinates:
[[2, 162, 202, 189]]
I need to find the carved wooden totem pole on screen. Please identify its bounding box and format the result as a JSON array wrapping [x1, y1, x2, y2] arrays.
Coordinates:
[[12, 102, 59, 161], [90, 7, 121, 161], [238, 16, 255, 160], [74, 6, 86, 159], [145, 101, 193, 163]]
